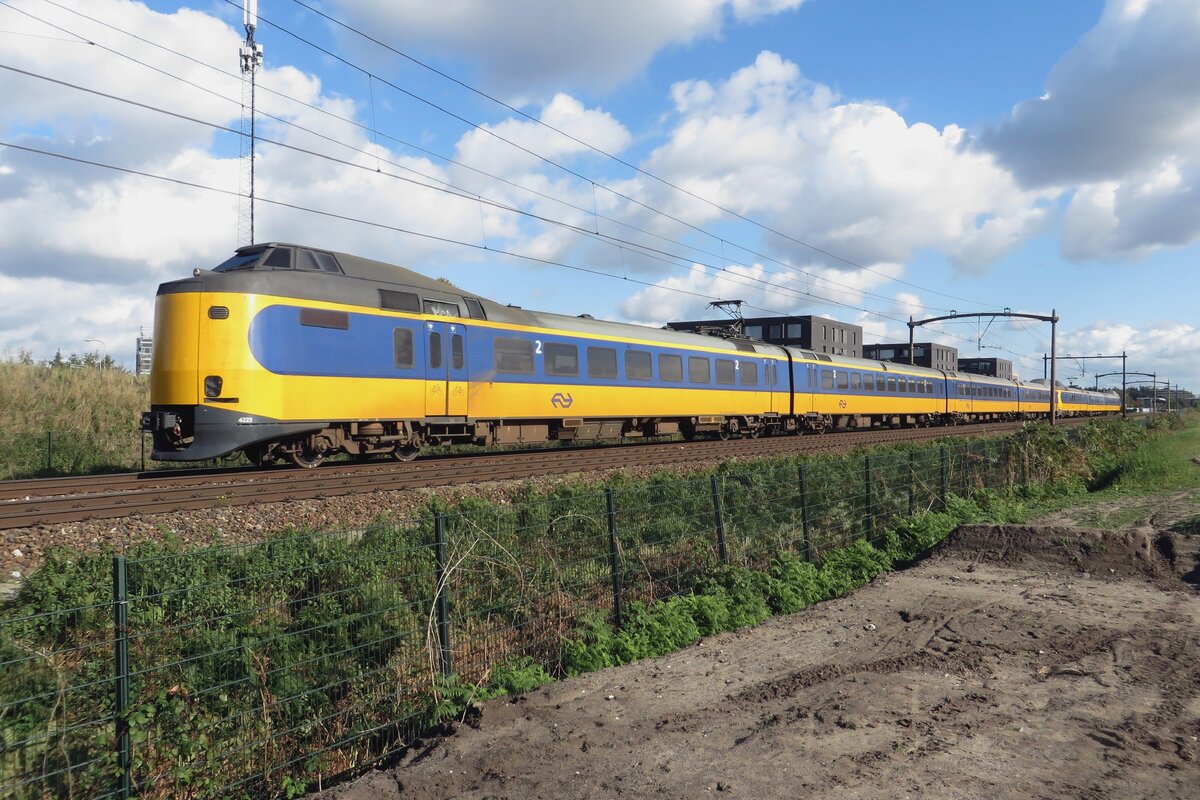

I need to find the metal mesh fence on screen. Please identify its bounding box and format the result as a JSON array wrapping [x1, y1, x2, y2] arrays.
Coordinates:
[[0, 434, 1062, 798]]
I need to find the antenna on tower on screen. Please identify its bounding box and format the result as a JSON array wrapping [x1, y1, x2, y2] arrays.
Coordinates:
[[238, 0, 263, 246]]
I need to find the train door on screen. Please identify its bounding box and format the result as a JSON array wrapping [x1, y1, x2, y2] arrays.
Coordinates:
[[424, 321, 469, 417]]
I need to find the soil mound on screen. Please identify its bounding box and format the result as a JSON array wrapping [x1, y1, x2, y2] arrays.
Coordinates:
[[934, 524, 1191, 586]]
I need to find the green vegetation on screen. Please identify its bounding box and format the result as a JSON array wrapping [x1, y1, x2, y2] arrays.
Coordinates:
[[0, 357, 149, 478], [0, 415, 1178, 799]]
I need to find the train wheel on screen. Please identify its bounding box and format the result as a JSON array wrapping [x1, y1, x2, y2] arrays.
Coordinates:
[[290, 448, 325, 469], [244, 444, 275, 466], [392, 444, 420, 462]]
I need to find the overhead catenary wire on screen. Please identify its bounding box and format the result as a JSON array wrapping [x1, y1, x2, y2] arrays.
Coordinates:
[[278, 0, 1006, 311], [1, 2, 1029, 358], [227, 0, 1006, 312], [7, 0, 965, 320], [0, 60, 939, 329]]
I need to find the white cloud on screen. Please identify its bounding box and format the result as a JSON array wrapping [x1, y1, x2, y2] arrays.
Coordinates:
[[621, 52, 1052, 274], [619, 259, 906, 324], [329, 0, 806, 96], [980, 0, 1200, 261], [1060, 319, 1200, 391]]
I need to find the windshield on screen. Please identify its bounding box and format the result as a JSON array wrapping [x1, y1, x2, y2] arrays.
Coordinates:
[[212, 251, 264, 272]]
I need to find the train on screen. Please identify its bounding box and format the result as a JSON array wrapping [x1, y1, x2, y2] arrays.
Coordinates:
[[140, 243, 1122, 467]]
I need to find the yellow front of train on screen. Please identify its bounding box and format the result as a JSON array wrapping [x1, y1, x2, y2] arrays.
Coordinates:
[[141, 258, 329, 462]]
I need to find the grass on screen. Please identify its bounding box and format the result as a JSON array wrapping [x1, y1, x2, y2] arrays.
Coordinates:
[[0, 359, 149, 478], [1013, 412, 1200, 528], [0, 402, 1184, 797]]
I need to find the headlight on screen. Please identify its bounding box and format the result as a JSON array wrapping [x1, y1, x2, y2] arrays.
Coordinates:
[[204, 375, 223, 398]]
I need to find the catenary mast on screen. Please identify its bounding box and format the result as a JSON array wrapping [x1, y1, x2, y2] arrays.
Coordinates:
[[238, 0, 263, 245]]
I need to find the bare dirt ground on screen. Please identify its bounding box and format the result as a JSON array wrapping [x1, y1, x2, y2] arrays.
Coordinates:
[[317, 516, 1200, 800]]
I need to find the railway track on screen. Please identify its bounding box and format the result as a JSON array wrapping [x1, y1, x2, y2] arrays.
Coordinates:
[[0, 419, 1089, 530]]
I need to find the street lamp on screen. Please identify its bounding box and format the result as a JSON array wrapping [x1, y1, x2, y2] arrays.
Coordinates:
[[84, 338, 106, 369]]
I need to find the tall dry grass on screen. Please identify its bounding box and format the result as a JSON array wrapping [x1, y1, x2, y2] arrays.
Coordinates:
[[0, 360, 149, 478]]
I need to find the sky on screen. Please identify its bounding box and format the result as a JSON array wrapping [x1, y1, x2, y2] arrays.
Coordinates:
[[0, 0, 1197, 394]]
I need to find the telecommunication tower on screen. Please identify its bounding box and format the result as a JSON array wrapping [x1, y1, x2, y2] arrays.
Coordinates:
[[238, 0, 263, 246]]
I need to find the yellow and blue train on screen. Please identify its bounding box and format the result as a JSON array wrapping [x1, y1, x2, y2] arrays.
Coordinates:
[[142, 244, 1121, 467]]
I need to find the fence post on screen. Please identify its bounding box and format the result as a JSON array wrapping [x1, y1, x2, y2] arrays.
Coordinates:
[[907, 450, 916, 516], [798, 464, 812, 562], [604, 489, 622, 628], [1019, 440, 1028, 487], [864, 455, 874, 540], [112, 556, 131, 800], [709, 475, 729, 564], [939, 446, 948, 510], [1002, 439, 1010, 490], [433, 513, 452, 678]]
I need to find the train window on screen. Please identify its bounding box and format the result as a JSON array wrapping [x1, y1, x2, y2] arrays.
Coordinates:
[[393, 328, 413, 368], [380, 290, 421, 312], [715, 359, 736, 385], [464, 297, 486, 320], [887, 377, 897, 392], [625, 350, 652, 381], [659, 354, 683, 382], [295, 249, 341, 273], [451, 334, 464, 369], [299, 308, 349, 329], [263, 247, 293, 269], [821, 370, 834, 390], [909, 380, 917, 393], [588, 347, 618, 379], [741, 362, 759, 387], [429, 332, 443, 369], [837, 371, 849, 390], [862, 374, 873, 391], [688, 357, 710, 384], [213, 251, 261, 272], [898, 378, 907, 393], [425, 300, 460, 318], [544, 342, 579, 377], [851, 373, 861, 390], [495, 338, 534, 374]]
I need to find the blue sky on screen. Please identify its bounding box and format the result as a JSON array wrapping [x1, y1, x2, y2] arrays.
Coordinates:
[[1, 0, 1196, 394]]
